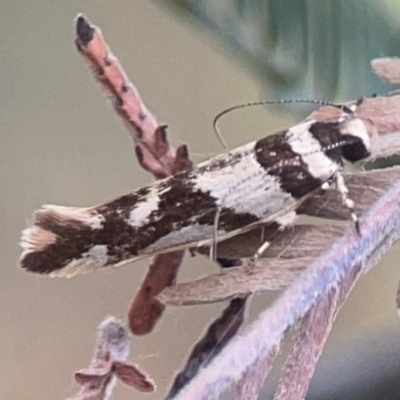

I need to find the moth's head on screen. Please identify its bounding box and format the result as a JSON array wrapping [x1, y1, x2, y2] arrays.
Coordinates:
[[338, 106, 378, 162]]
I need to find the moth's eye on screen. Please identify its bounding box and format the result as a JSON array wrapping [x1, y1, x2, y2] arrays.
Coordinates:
[[341, 136, 370, 162], [340, 117, 376, 162]]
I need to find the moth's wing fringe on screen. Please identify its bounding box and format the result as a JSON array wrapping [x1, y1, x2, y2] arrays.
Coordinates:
[[19, 205, 107, 277], [21, 205, 86, 249]]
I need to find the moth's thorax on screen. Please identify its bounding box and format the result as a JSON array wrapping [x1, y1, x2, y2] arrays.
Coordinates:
[[284, 121, 341, 182]]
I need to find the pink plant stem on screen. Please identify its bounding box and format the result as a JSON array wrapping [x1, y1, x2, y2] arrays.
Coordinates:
[[75, 15, 192, 336], [273, 263, 362, 400]]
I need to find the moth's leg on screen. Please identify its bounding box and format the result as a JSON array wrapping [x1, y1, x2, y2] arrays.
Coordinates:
[[253, 240, 274, 261], [245, 212, 297, 273], [260, 226, 265, 243], [244, 234, 278, 274], [321, 176, 335, 191], [335, 172, 360, 234], [210, 207, 222, 262]]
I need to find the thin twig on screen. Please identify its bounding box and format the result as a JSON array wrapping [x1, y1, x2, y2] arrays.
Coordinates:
[[75, 14, 192, 336]]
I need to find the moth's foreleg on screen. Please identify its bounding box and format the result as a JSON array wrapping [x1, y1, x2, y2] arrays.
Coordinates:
[[260, 226, 266, 243], [245, 211, 297, 273], [210, 207, 222, 262], [334, 172, 360, 235], [244, 234, 277, 274], [321, 177, 335, 191]]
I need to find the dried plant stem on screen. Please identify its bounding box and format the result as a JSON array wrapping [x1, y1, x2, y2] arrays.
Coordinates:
[[75, 14, 192, 336], [273, 262, 361, 400], [235, 344, 279, 400]]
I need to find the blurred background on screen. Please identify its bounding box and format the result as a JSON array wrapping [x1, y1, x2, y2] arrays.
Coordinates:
[[2, 1, 400, 399]]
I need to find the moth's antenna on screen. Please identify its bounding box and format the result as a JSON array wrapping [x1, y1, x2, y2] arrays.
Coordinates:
[[213, 98, 354, 151], [387, 88, 400, 96]]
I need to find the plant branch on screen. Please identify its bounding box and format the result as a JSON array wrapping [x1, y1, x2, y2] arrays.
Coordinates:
[[75, 14, 192, 337]]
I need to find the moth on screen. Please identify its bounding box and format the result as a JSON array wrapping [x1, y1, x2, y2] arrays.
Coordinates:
[[19, 101, 377, 277]]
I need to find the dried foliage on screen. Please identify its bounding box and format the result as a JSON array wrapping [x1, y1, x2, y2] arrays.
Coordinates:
[[371, 57, 400, 85], [159, 166, 400, 305], [66, 317, 154, 400], [75, 14, 192, 337], [67, 15, 400, 400]]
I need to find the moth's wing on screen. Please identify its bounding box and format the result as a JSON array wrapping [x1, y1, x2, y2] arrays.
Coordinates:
[[254, 127, 339, 199], [19, 122, 343, 277], [18, 170, 221, 277]]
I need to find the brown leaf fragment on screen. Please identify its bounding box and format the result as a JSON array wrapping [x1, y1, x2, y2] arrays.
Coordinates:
[[74, 364, 112, 384], [371, 57, 400, 84], [172, 144, 193, 175], [113, 361, 155, 392], [128, 251, 185, 335]]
